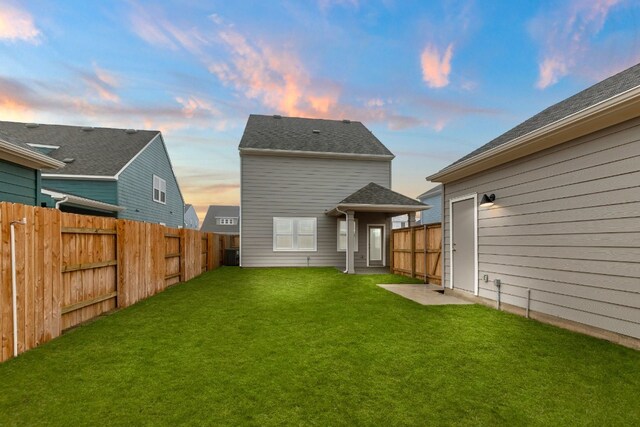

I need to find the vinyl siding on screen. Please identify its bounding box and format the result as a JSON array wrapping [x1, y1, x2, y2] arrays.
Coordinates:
[[442, 116, 640, 339], [0, 159, 39, 205], [117, 137, 184, 227], [419, 193, 442, 224], [42, 179, 117, 205], [241, 154, 391, 267]]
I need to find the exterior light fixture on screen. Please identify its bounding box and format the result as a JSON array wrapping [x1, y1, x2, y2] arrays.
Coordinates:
[[480, 193, 495, 207]]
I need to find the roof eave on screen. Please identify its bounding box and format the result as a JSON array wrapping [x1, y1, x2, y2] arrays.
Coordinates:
[[325, 203, 429, 216], [239, 147, 395, 161], [0, 139, 66, 170], [427, 84, 640, 184], [42, 189, 125, 212]]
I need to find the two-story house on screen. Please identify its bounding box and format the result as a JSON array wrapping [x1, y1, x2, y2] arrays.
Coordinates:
[[239, 115, 427, 273], [0, 121, 185, 227]]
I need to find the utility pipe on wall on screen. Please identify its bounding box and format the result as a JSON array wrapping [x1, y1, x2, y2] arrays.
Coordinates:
[[10, 217, 26, 357]]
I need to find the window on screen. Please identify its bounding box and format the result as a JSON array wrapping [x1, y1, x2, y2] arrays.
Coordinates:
[[273, 217, 317, 251], [153, 175, 166, 204], [217, 217, 237, 226], [337, 219, 359, 252]]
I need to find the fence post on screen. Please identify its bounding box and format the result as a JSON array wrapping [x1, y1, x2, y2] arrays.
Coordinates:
[[411, 226, 416, 278], [116, 220, 125, 308], [179, 228, 186, 282]]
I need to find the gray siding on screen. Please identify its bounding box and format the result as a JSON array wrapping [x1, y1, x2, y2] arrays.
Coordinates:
[[442, 117, 640, 339], [118, 137, 184, 227], [0, 159, 39, 205], [42, 178, 117, 205], [419, 193, 442, 224], [241, 155, 391, 267]]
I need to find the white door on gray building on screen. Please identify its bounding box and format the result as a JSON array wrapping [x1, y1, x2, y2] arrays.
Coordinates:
[[452, 198, 475, 293]]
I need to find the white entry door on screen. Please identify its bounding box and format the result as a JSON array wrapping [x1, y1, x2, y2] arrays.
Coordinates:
[[368, 225, 384, 266]]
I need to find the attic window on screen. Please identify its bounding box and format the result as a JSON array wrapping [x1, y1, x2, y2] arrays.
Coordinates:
[[312, 129, 320, 134], [153, 175, 167, 204], [217, 217, 237, 226]]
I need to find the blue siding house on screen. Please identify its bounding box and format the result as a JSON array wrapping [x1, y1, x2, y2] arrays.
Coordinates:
[[417, 184, 442, 225], [0, 133, 65, 205], [0, 121, 185, 227]]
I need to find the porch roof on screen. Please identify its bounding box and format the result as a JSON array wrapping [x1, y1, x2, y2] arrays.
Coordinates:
[[325, 182, 429, 216]]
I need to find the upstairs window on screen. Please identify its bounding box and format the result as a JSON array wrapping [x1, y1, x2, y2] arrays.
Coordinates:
[[273, 217, 317, 251], [153, 175, 166, 204], [217, 217, 237, 226]]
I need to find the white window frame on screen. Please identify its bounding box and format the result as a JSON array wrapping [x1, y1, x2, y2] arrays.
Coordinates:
[[273, 217, 317, 252], [217, 217, 237, 225], [153, 175, 167, 205], [337, 218, 359, 252]]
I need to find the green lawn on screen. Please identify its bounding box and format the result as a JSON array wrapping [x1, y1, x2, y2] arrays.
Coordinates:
[[0, 267, 638, 426]]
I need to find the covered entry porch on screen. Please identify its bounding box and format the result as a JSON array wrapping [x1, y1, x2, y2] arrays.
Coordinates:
[[326, 182, 428, 274]]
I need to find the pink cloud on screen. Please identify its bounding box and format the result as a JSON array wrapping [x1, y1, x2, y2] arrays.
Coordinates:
[[420, 43, 454, 88], [80, 64, 120, 103], [532, 0, 624, 89], [0, 2, 41, 44]]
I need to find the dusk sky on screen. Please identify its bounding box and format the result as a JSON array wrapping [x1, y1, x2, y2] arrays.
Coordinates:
[[1, 0, 640, 220]]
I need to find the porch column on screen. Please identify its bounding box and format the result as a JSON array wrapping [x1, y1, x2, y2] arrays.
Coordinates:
[[346, 210, 356, 274], [408, 212, 417, 227]]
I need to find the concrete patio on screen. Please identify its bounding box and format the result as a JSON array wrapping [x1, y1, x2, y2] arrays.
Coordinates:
[[378, 284, 473, 305]]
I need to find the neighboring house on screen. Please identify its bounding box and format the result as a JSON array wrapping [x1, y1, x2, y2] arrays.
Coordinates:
[[184, 204, 199, 229], [416, 184, 442, 225], [200, 205, 239, 235], [0, 121, 185, 227], [391, 214, 408, 229], [427, 63, 640, 345], [0, 134, 65, 205], [240, 114, 427, 272]]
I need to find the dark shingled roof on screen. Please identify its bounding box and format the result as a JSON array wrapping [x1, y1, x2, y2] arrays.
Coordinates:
[[451, 62, 640, 166], [340, 183, 426, 206], [0, 121, 159, 176], [239, 114, 394, 156]]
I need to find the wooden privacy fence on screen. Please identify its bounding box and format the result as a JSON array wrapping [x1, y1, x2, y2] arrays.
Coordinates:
[[390, 223, 442, 285], [0, 202, 226, 362]]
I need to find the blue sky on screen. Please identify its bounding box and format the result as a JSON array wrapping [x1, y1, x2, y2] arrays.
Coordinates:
[[1, 0, 640, 219]]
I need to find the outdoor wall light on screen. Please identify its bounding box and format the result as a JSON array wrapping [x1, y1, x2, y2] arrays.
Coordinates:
[[479, 193, 495, 207]]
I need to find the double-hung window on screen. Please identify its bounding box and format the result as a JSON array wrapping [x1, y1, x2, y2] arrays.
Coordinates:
[[273, 217, 317, 251], [153, 175, 166, 204], [337, 219, 358, 251]]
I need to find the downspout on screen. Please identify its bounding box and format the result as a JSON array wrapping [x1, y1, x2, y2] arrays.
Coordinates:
[[54, 196, 69, 209], [10, 217, 26, 357], [335, 207, 349, 273]]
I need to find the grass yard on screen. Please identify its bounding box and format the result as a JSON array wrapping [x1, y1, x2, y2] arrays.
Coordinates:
[[0, 267, 638, 426]]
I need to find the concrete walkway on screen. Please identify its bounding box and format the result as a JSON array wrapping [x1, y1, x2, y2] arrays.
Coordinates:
[[378, 284, 473, 306]]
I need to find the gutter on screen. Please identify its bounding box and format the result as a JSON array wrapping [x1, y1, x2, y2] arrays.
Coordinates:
[[0, 138, 65, 170], [43, 189, 125, 212], [427, 84, 640, 183]]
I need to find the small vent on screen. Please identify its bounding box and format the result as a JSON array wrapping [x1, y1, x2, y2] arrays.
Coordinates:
[[342, 119, 351, 124], [25, 123, 39, 128], [312, 129, 321, 134], [82, 127, 94, 132], [125, 129, 138, 134], [62, 158, 75, 163], [272, 114, 282, 119]]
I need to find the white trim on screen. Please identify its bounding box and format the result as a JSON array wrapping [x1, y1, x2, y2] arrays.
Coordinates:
[[272, 217, 318, 252], [448, 193, 478, 295], [41, 174, 117, 181], [366, 224, 386, 267], [42, 189, 125, 212], [114, 133, 160, 179], [26, 143, 60, 150], [153, 174, 167, 204], [427, 84, 640, 183], [0, 138, 65, 169], [239, 147, 394, 161], [337, 218, 359, 252], [327, 203, 426, 216], [239, 158, 243, 267]]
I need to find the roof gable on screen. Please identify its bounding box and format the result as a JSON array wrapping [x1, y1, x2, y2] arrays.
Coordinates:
[[339, 182, 425, 206], [239, 115, 394, 157], [0, 121, 159, 176], [449, 62, 640, 167]]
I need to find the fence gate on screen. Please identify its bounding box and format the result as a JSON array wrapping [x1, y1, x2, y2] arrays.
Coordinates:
[[390, 223, 442, 285]]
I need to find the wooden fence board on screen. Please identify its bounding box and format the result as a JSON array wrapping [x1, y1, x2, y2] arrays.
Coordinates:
[[0, 202, 224, 362], [391, 223, 442, 285]]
